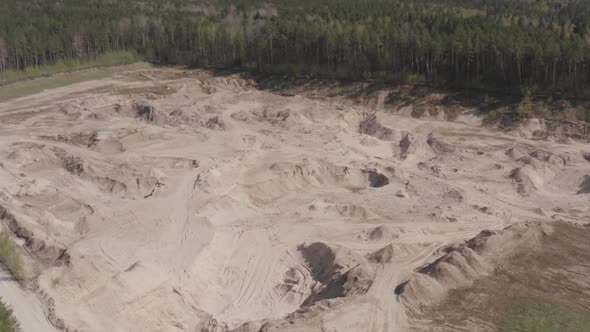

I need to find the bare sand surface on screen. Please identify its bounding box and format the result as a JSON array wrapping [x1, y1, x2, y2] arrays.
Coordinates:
[[0, 268, 57, 331], [0, 66, 588, 331]]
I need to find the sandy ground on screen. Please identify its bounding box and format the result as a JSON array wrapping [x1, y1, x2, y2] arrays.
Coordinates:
[[0, 268, 57, 331], [0, 66, 588, 331]]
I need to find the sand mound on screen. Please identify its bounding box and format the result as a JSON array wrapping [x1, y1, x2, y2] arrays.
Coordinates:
[[426, 133, 455, 153], [242, 162, 391, 202], [38, 131, 99, 149], [204, 116, 225, 130], [298, 243, 374, 307], [506, 145, 568, 168], [359, 112, 395, 141], [442, 189, 464, 203], [231, 107, 291, 127], [163, 108, 203, 127], [135, 103, 155, 122], [57, 154, 85, 176], [308, 201, 377, 220], [509, 167, 537, 196], [6, 143, 60, 170], [398, 132, 416, 160], [7, 141, 179, 201], [412, 222, 590, 331], [201, 76, 251, 92], [505, 146, 526, 160], [357, 225, 398, 243], [89, 175, 129, 196], [118, 100, 228, 130], [93, 138, 124, 154], [398, 222, 550, 311], [0, 205, 70, 267], [529, 149, 567, 166], [39, 129, 127, 154], [398, 247, 491, 308], [366, 244, 394, 264], [357, 225, 399, 243], [368, 226, 391, 241]]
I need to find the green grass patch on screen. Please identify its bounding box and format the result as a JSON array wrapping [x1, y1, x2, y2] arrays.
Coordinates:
[[0, 233, 22, 280], [0, 50, 141, 85], [0, 59, 148, 103], [0, 50, 142, 102], [0, 69, 113, 102], [499, 298, 590, 332], [0, 298, 20, 332]]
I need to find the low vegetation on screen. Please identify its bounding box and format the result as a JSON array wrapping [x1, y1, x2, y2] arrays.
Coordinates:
[[422, 222, 590, 331], [0, 299, 20, 332], [0, 50, 140, 85], [500, 298, 590, 332], [0, 62, 148, 103], [254, 74, 590, 128], [0, 233, 22, 280], [483, 96, 590, 129]]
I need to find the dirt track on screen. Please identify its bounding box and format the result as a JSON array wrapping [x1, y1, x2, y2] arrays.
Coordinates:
[[0, 66, 588, 331]]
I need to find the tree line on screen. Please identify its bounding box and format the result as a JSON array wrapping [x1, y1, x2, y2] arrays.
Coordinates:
[[1, 0, 590, 95]]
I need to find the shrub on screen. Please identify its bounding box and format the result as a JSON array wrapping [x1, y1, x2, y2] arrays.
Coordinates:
[[483, 94, 499, 106]]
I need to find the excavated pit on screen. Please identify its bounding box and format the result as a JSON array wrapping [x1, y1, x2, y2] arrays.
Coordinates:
[[0, 66, 588, 332]]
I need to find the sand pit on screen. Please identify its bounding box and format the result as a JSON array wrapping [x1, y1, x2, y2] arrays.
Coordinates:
[[0, 66, 589, 331]]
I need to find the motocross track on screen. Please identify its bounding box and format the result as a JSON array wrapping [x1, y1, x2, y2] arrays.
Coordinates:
[[0, 66, 588, 331]]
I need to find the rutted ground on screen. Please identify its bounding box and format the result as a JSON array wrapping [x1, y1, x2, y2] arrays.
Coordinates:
[[0, 67, 588, 331]]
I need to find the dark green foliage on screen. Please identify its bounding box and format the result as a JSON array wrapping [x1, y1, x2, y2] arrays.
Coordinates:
[[1, 0, 590, 95]]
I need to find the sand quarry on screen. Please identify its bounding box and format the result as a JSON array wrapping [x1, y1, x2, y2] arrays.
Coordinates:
[[0, 66, 589, 331]]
